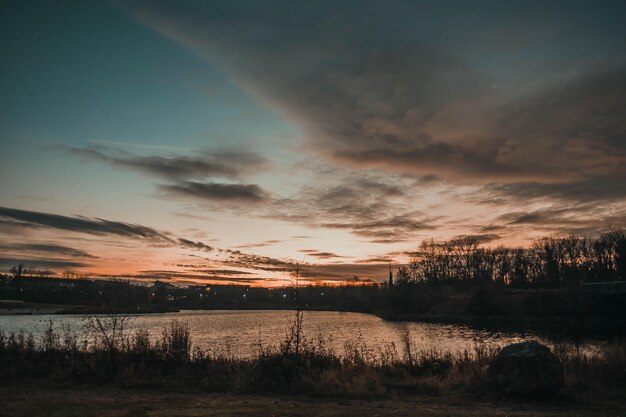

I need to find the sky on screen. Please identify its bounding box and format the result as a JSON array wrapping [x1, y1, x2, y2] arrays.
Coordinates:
[[1, 0, 625, 286]]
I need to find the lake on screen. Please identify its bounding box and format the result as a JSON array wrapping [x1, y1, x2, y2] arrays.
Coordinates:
[[0, 310, 592, 357]]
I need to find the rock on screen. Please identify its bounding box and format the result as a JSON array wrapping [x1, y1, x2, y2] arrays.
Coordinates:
[[488, 340, 564, 395]]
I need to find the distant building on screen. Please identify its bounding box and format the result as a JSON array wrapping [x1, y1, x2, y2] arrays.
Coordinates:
[[150, 280, 178, 291]]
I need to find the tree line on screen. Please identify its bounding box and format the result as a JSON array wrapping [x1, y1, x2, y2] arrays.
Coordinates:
[[396, 228, 626, 288]]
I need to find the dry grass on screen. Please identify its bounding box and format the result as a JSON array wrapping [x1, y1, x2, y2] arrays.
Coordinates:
[[0, 317, 625, 402], [1, 385, 624, 417]]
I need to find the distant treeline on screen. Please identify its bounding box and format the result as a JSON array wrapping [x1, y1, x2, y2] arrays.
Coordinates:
[[396, 228, 626, 287], [1, 229, 626, 335]]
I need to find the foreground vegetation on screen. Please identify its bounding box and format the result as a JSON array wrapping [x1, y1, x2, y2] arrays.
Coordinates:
[[4, 385, 625, 417], [1, 316, 625, 403]]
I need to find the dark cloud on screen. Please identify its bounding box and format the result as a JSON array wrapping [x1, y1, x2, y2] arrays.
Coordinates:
[[322, 217, 435, 233], [234, 240, 282, 249], [64, 146, 268, 181], [0, 257, 89, 269], [159, 181, 269, 203], [319, 215, 437, 243], [496, 206, 626, 235], [478, 224, 507, 233], [122, 2, 626, 204], [369, 238, 405, 244], [298, 250, 347, 259], [178, 238, 214, 252], [0, 206, 173, 243], [332, 68, 626, 184], [307, 263, 391, 281], [482, 175, 626, 205], [132, 270, 264, 284], [223, 252, 294, 273], [191, 269, 253, 276], [452, 234, 501, 245], [64, 145, 273, 207], [0, 219, 43, 234], [500, 68, 626, 158], [0, 243, 98, 259], [350, 179, 405, 197], [355, 257, 394, 264], [268, 168, 439, 242]]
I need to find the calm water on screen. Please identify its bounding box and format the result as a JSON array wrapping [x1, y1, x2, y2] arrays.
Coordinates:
[[0, 310, 588, 357]]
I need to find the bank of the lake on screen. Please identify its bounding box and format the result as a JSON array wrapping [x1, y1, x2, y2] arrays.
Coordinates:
[[374, 285, 626, 337], [2, 317, 626, 414], [3, 384, 625, 417], [0, 310, 567, 357]]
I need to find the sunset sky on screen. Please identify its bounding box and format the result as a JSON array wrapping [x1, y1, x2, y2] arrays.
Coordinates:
[[1, 0, 625, 285]]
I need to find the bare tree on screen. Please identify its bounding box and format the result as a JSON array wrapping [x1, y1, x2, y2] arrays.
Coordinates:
[[282, 262, 308, 356], [83, 314, 133, 354]]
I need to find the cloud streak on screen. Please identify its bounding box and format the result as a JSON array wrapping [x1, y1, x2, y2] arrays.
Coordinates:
[[0, 243, 99, 259], [65, 146, 268, 181], [0, 206, 173, 243], [159, 181, 270, 203], [0, 257, 89, 269]]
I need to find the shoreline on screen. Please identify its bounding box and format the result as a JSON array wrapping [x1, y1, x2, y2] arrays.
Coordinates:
[[3, 302, 625, 337], [3, 301, 625, 339]]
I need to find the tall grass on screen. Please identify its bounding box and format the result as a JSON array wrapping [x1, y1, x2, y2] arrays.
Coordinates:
[[0, 316, 625, 398]]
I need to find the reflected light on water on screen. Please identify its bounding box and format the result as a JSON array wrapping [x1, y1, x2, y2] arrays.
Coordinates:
[[0, 310, 592, 357]]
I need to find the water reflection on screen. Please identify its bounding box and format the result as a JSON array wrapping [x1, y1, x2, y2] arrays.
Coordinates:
[[0, 310, 589, 357]]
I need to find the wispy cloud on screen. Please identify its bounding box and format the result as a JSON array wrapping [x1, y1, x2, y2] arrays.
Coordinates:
[[0, 257, 89, 269], [234, 240, 283, 249], [178, 238, 214, 252], [64, 145, 269, 181], [63, 145, 273, 206], [0, 206, 173, 243], [0, 242, 99, 259], [159, 181, 270, 203], [298, 250, 348, 259], [267, 167, 441, 242]]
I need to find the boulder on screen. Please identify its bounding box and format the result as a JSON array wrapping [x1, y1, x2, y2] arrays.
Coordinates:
[[488, 340, 564, 395]]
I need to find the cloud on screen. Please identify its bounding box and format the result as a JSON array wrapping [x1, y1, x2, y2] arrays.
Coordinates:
[[355, 257, 394, 264], [223, 252, 294, 273], [131, 270, 266, 284], [496, 206, 626, 235], [266, 166, 440, 242], [330, 68, 626, 184], [159, 181, 270, 203], [64, 146, 268, 181], [481, 175, 626, 205], [307, 263, 391, 281], [234, 239, 282, 249], [0, 219, 43, 234], [190, 269, 253, 276], [64, 145, 273, 207], [121, 2, 626, 196], [0, 257, 89, 269], [298, 250, 347, 259], [0, 206, 173, 243], [452, 234, 502, 245], [321, 217, 436, 236], [0, 243, 99, 259], [178, 238, 214, 252]]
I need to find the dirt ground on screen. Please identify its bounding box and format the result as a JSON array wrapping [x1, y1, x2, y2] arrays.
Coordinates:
[[1, 386, 625, 417]]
